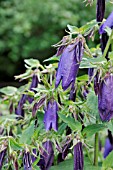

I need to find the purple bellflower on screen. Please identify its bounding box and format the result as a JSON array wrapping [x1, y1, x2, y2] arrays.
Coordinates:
[[15, 94, 27, 117], [98, 74, 113, 121], [96, 0, 105, 22], [99, 11, 113, 34], [44, 100, 58, 131], [23, 151, 32, 170], [55, 41, 84, 91], [104, 138, 113, 158], [74, 142, 84, 170], [0, 149, 7, 170], [27, 74, 38, 104], [38, 140, 54, 170]]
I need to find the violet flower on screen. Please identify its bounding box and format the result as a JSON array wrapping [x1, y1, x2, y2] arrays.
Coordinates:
[[44, 100, 58, 131], [96, 0, 105, 22], [98, 74, 113, 121], [15, 94, 27, 117], [27, 74, 38, 104], [99, 11, 113, 34], [0, 149, 7, 170], [38, 140, 54, 170], [23, 151, 32, 170], [55, 41, 84, 91], [74, 142, 84, 170], [104, 138, 113, 158]]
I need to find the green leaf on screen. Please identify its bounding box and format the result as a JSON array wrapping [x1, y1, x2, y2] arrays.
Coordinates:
[[0, 86, 17, 96], [86, 91, 99, 117], [19, 122, 34, 144], [50, 159, 73, 170], [24, 58, 40, 68], [67, 24, 79, 34], [82, 124, 106, 138], [102, 151, 113, 169], [80, 19, 97, 35], [84, 157, 101, 170], [10, 138, 23, 151], [58, 112, 82, 131], [77, 74, 88, 81]]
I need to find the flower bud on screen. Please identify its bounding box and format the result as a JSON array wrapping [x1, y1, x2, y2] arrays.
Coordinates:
[[23, 151, 32, 170], [96, 0, 105, 22]]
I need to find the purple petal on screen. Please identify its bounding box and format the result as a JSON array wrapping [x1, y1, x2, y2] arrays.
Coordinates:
[[98, 75, 113, 121], [0, 149, 7, 169], [23, 151, 32, 170], [44, 100, 58, 131], [104, 138, 113, 158], [99, 11, 113, 34]]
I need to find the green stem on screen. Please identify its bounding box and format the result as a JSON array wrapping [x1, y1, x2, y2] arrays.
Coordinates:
[[102, 31, 113, 58], [94, 132, 99, 166]]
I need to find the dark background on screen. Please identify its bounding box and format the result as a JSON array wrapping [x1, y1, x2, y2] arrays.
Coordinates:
[[0, 0, 112, 87]]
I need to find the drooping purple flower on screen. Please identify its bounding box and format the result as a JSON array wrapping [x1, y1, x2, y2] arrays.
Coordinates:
[[98, 74, 113, 121], [23, 151, 32, 170], [27, 75, 38, 104], [38, 140, 54, 170], [104, 138, 113, 158], [0, 149, 7, 169], [15, 94, 27, 117], [44, 100, 58, 131], [74, 142, 84, 170], [96, 0, 105, 22], [99, 11, 113, 34], [94, 72, 100, 95], [55, 41, 84, 91]]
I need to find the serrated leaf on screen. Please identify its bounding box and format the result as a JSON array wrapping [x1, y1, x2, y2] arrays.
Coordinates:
[[102, 151, 113, 169], [19, 123, 34, 144], [58, 112, 82, 131], [86, 91, 99, 117], [0, 86, 17, 96], [82, 124, 106, 138]]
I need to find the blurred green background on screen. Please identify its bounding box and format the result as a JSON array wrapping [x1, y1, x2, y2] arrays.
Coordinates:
[[0, 0, 112, 86]]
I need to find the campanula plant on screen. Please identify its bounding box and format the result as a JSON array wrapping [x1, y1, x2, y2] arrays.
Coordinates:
[[1, 0, 113, 170]]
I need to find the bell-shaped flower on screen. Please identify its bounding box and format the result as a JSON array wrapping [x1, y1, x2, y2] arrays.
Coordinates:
[[104, 138, 113, 158], [74, 142, 84, 170], [99, 11, 113, 34], [55, 41, 84, 91], [98, 74, 113, 121], [44, 100, 58, 131], [23, 151, 32, 170], [96, 0, 105, 22], [27, 74, 38, 103], [38, 140, 54, 170]]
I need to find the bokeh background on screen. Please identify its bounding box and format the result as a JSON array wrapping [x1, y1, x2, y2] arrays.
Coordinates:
[[0, 0, 112, 87]]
